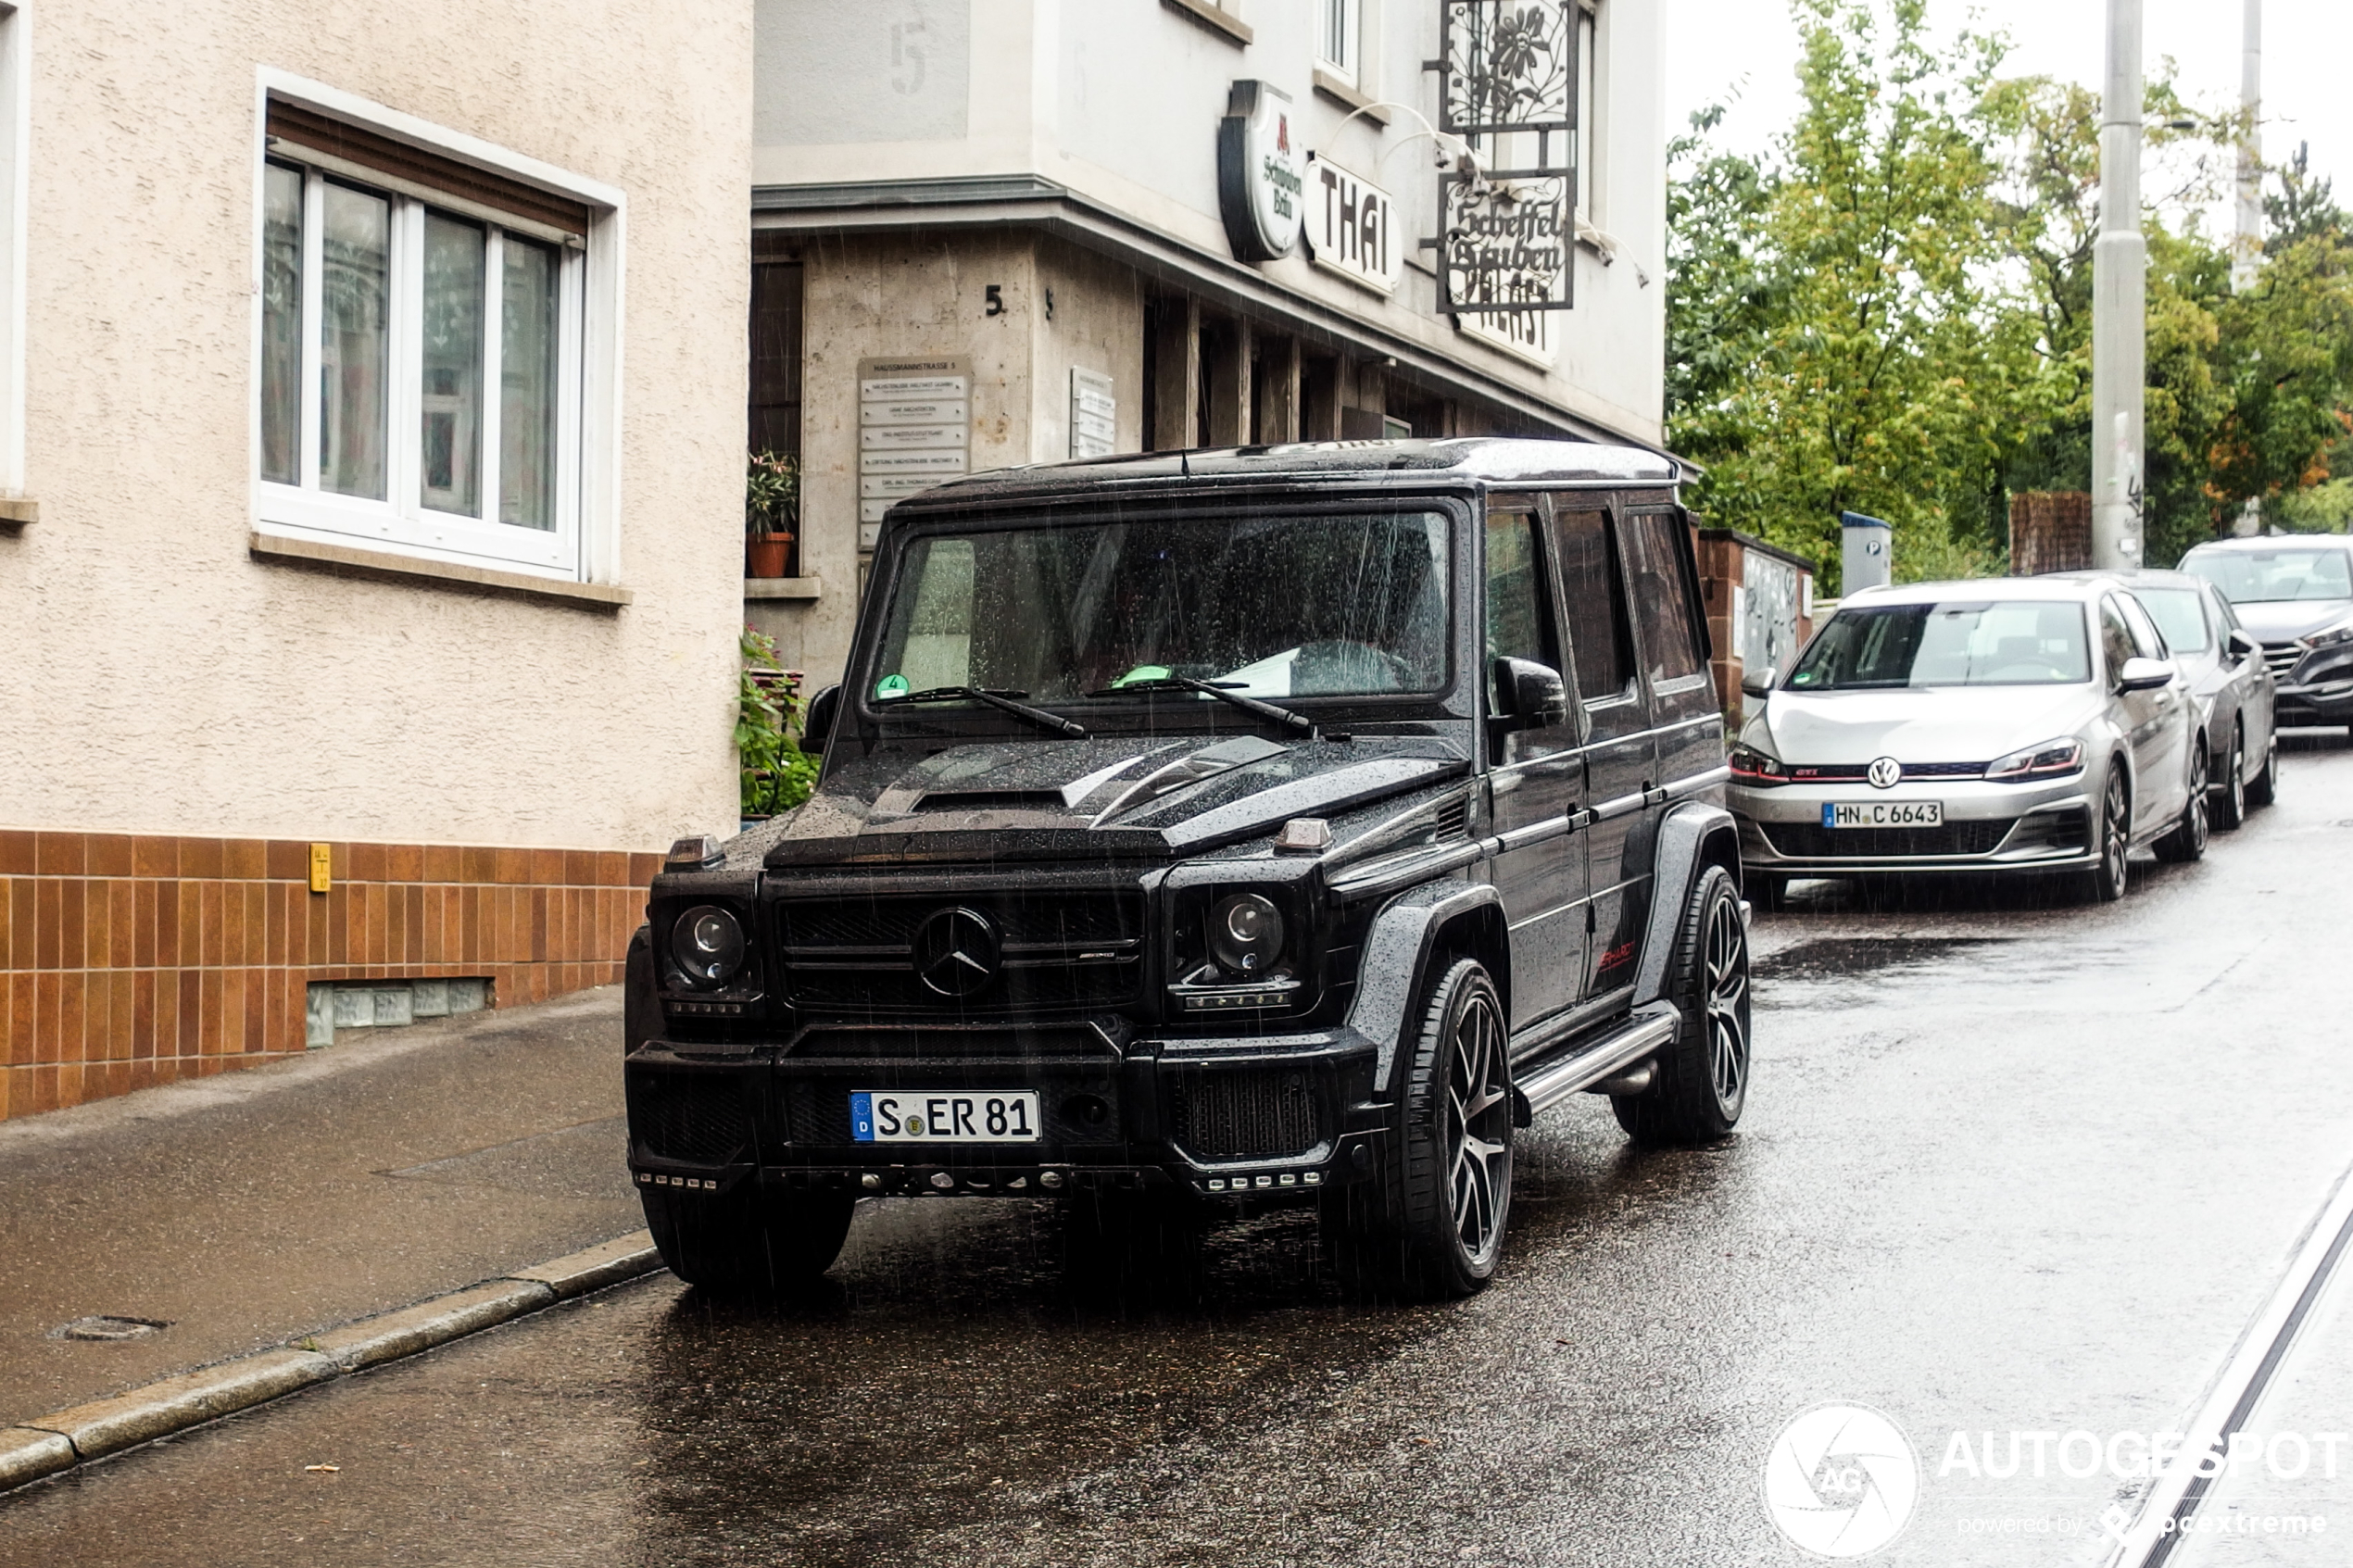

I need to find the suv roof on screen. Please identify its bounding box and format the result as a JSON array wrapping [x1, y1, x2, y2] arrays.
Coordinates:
[[892, 437, 1680, 512]]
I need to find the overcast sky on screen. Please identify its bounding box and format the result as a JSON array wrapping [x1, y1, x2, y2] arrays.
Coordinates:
[[1664, 0, 2351, 232]]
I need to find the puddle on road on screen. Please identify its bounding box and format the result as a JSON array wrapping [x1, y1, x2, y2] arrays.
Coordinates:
[[1756, 935, 2016, 983]]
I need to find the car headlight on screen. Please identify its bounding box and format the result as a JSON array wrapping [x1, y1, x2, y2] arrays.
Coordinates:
[[1984, 738, 2084, 782], [1208, 893, 1286, 976], [669, 905, 747, 989], [1729, 745, 1788, 785], [2305, 621, 2353, 650]]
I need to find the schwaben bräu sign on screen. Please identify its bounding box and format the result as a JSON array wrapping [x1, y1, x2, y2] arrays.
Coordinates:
[[1437, 0, 1577, 320], [1217, 80, 1304, 263]]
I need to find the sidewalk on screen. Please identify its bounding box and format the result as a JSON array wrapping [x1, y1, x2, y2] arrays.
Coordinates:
[[0, 985, 645, 1426]]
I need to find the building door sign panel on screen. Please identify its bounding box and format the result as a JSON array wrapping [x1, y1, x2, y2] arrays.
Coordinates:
[[859, 357, 970, 538], [1302, 156, 1399, 295], [1069, 368, 1116, 458]]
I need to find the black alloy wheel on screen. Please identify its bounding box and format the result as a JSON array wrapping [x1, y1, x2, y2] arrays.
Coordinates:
[[1326, 957, 1513, 1300], [1614, 864, 1752, 1146], [2215, 724, 2246, 831], [2156, 743, 2209, 863], [2082, 768, 2131, 903], [2247, 730, 2279, 807]]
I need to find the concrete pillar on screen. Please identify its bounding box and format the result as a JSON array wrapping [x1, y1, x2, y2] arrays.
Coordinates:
[[1260, 335, 1301, 443], [1205, 317, 1252, 446], [1151, 296, 1200, 451]]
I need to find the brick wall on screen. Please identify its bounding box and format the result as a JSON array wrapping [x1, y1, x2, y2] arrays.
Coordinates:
[[0, 831, 660, 1121]]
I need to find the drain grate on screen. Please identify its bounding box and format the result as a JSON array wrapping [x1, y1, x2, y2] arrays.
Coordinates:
[[50, 1315, 170, 1341]]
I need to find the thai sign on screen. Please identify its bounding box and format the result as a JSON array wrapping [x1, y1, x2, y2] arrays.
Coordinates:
[[1302, 155, 1400, 295]]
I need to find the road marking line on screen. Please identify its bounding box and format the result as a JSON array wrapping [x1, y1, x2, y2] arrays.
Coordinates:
[[2104, 1160, 2353, 1567]]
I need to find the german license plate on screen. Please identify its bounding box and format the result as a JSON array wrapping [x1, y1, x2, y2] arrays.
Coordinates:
[[850, 1089, 1040, 1143], [1824, 801, 1944, 828]]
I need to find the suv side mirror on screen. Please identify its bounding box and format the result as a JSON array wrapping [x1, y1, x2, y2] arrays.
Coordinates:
[[802, 684, 841, 756], [2227, 628, 2260, 662], [2117, 657, 2173, 693], [1740, 665, 1776, 699], [1491, 657, 1569, 732]]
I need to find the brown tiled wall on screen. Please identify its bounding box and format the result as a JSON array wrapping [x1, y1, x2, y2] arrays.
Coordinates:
[[0, 831, 661, 1121]]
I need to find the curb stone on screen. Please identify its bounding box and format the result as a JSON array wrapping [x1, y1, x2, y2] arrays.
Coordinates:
[[0, 1229, 663, 1495]]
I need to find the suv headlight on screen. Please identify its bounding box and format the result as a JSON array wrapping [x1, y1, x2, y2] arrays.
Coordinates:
[[1984, 738, 2084, 782], [669, 904, 747, 989], [1208, 893, 1286, 976], [2305, 620, 2353, 650], [1729, 745, 1788, 785]]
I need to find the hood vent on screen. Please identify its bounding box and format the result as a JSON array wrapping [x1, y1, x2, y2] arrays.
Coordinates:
[[1433, 797, 1470, 841], [913, 790, 1069, 813]]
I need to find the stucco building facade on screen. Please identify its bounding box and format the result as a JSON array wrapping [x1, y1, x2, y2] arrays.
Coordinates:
[[0, 0, 752, 1117], [743, 0, 1668, 686]]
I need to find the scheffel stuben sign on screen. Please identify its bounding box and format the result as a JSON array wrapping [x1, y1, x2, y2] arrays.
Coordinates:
[[1303, 155, 1400, 295], [1216, 80, 1303, 263]]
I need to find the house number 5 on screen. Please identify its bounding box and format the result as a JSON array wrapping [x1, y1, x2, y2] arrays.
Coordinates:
[[985, 283, 1004, 317]]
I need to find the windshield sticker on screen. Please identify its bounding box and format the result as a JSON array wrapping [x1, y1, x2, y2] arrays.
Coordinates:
[[875, 673, 911, 698]]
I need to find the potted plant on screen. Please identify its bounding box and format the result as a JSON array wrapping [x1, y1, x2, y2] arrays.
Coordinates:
[[746, 449, 798, 578]]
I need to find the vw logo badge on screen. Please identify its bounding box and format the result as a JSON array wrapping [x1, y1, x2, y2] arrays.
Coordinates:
[[911, 906, 1000, 997], [1867, 756, 1902, 790]]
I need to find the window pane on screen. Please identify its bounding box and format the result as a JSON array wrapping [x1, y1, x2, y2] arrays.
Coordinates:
[[499, 234, 560, 532], [420, 211, 484, 517], [320, 182, 389, 499], [1624, 514, 1704, 683], [1553, 508, 1630, 700], [1484, 509, 1545, 710], [259, 164, 304, 485]]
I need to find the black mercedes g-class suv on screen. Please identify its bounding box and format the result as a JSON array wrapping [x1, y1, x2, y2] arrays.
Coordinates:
[[624, 438, 1750, 1299]]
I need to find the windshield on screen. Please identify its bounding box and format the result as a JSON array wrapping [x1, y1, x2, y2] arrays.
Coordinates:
[[2182, 546, 2353, 603], [872, 510, 1453, 708], [1784, 600, 2092, 690], [2133, 587, 2210, 653]]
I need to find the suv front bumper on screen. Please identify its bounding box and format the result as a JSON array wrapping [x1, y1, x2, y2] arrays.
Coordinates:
[[624, 1024, 1390, 1202]]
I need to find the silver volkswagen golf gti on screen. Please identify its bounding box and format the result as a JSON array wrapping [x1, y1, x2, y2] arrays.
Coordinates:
[[1728, 578, 2207, 903]]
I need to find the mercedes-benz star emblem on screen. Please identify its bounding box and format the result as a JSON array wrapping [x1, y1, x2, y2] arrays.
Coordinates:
[[911, 906, 1001, 997], [1867, 756, 1903, 790]]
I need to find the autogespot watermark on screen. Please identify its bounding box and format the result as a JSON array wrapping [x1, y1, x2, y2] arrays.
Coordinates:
[[1764, 1407, 2337, 1558], [1763, 1405, 1921, 1559]]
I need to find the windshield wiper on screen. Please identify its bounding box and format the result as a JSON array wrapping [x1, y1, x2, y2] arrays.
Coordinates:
[[874, 686, 1088, 737], [1085, 676, 1314, 735]]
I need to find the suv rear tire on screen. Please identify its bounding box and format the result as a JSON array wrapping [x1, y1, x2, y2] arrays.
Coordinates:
[[1613, 865, 1751, 1146], [642, 1185, 856, 1293], [1326, 957, 1512, 1300]]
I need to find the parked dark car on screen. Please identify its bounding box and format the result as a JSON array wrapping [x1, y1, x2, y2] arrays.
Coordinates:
[[623, 439, 1751, 1300], [2181, 534, 2353, 738], [2049, 569, 2278, 828]]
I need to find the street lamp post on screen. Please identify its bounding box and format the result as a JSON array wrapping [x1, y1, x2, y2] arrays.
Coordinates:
[[2233, 0, 2263, 295], [2092, 0, 2145, 571]]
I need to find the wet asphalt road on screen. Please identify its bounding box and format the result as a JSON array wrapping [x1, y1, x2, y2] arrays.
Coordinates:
[[10, 739, 2353, 1567]]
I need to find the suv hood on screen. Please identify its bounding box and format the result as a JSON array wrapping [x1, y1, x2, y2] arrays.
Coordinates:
[[765, 733, 1470, 867], [2230, 598, 2353, 642], [1754, 684, 2097, 764]]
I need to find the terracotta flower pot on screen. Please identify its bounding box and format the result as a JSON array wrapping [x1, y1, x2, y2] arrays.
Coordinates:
[[746, 532, 794, 579]]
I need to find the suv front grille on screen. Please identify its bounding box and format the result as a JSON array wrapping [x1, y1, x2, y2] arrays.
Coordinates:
[[629, 1073, 754, 1164], [776, 890, 1144, 1015], [1762, 819, 2014, 859], [1168, 1069, 1321, 1159], [2265, 642, 2305, 679]]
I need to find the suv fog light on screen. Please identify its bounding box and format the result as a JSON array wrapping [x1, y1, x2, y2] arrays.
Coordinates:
[[929, 1172, 954, 1190], [1039, 1171, 1066, 1190], [860, 1173, 882, 1191]]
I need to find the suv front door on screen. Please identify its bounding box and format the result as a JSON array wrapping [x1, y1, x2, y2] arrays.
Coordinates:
[[1483, 498, 1589, 1031]]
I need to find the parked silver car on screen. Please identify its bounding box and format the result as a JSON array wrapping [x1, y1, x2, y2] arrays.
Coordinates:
[[2047, 569, 2279, 829], [2178, 534, 2353, 735], [1729, 577, 2206, 903]]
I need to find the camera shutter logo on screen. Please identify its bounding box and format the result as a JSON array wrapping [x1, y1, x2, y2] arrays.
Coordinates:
[[1761, 1403, 1919, 1559], [1867, 757, 1903, 790], [912, 907, 1000, 997]]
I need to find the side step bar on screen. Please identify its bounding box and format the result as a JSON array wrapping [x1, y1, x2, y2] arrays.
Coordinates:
[[1510, 1005, 1681, 1125]]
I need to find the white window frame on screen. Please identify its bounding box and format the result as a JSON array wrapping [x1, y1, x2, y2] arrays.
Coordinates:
[[248, 70, 625, 584], [0, 3, 29, 501], [1318, 0, 1362, 87]]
